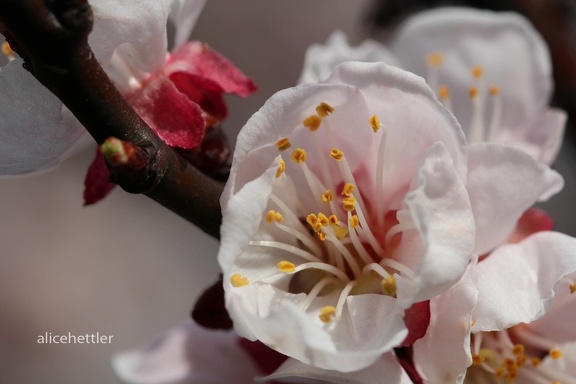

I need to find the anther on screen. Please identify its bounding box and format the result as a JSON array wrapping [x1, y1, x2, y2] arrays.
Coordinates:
[[303, 115, 322, 131], [342, 196, 356, 212], [369, 115, 381, 133], [321, 190, 334, 203], [570, 284, 576, 294], [329, 148, 344, 161], [276, 158, 286, 178], [265, 210, 283, 223], [472, 354, 486, 365], [439, 85, 451, 100], [349, 215, 359, 228], [426, 52, 443, 67], [230, 274, 249, 287], [306, 213, 317, 226], [512, 344, 525, 356], [381, 275, 397, 296], [549, 348, 563, 359], [471, 65, 484, 79], [316, 102, 334, 117], [469, 86, 479, 99], [277, 261, 296, 273], [341, 183, 355, 196], [489, 85, 501, 96], [317, 213, 329, 226], [275, 137, 291, 151], [319, 306, 337, 323], [291, 148, 307, 163]]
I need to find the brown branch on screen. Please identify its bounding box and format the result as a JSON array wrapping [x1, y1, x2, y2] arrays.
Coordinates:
[[0, 0, 223, 238]]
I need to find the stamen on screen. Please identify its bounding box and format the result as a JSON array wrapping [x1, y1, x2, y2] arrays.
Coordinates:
[[369, 115, 381, 133], [486, 85, 502, 142], [438, 84, 452, 110], [426, 52, 443, 67], [291, 148, 307, 163], [321, 190, 333, 203], [303, 115, 322, 131], [348, 212, 374, 265], [293, 262, 350, 282], [342, 196, 356, 212], [329, 148, 344, 161], [319, 306, 337, 323], [425, 52, 443, 90], [341, 183, 355, 196], [272, 220, 322, 255], [349, 193, 384, 255], [471, 65, 484, 79], [381, 275, 397, 296], [275, 137, 291, 151], [380, 257, 416, 280], [324, 228, 362, 279], [316, 102, 334, 117], [468, 85, 486, 143], [266, 210, 283, 223], [374, 118, 388, 228], [385, 221, 418, 246], [276, 158, 286, 178], [250, 240, 322, 263], [278, 261, 296, 273], [549, 348, 563, 359], [301, 277, 336, 310], [349, 215, 359, 228], [335, 281, 357, 319], [230, 273, 249, 287]]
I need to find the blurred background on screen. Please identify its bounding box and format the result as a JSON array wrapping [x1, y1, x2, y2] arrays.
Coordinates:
[[0, 0, 575, 383]]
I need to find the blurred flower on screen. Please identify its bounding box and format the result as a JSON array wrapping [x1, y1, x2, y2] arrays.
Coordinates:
[[300, 8, 565, 165], [219, 61, 476, 375]]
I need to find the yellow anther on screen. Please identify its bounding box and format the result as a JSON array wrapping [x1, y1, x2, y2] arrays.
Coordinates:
[[328, 214, 339, 225], [316, 102, 334, 117], [342, 196, 356, 212], [317, 213, 329, 226], [291, 148, 307, 163], [313, 221, 323, 232], [369, 115, 381, 133], [303, 115, 322, 131], [317, 231, 326, 241], [504, 358, 516, 370], [530, 357, 541, 367], [329, 148, 344, 161], [319, 306, 337, 323], [469, 86, 479, 99], [552, 382, 561, 384], [504, 371, 517, 383], [495, 367, 505, 379], [515, 354, 526, 367], [550, 348, 563, 359], [381, 275, 397, 296], [265, 210, 283, 223], [570, 284, 576, 294], [321, 190, 334, 203], [512, 344, 525, 356], [276, 158, 286, 178], [275, 137, 291, 151], [470, 320, 476, 327], [439, 84, 451, 100], [230, 273, 249, 287], [489, 85, 501, 96], [472, 354, 486, 365], [341, 183, 355, 197], [306, 213, 317, 226], [426, 52, 443, 67], [1, 41, 15, 60], [471, 65, 484, 79], [277, 260, 296, 273], [349, 215, 360, 228]]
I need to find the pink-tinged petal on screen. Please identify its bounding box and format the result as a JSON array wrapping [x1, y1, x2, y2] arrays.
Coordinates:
[[263, 354, 412, 384], [508, 208, 554, 244], [168, 72, 229, 118], [299, 30, 400, 84], [112, 322, 261, 384], [83, 149, 116, 206], [473, 232, 576, 331], [0, 60, 84, 175], [401, 301, 430, 347], [166, 42, 257, 97], [170, 0, 207, 49], [413, 258, 478, 384], [392, 8, 552, 138], [395, 142, 475, 301], [129, 74, 205, 149], [467, 143, 563, 255]]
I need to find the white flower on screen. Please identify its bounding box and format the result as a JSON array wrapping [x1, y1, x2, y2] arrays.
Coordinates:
[[219, 61, 476, 373], [300, 8, 565, 165]]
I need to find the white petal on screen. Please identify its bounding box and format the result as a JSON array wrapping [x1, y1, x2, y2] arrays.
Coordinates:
[[0, 60, 84, 174], [473, 232, 576, 331], [263, 354, 410, 384], [170, 0, 207, 49], [413, 257, 478, 384], [299, 30, 400, 84], [397, 142, 475, 301], [392, 7, 552, 139], [467, 143, 563, 255], [113, 322, 260, 384]]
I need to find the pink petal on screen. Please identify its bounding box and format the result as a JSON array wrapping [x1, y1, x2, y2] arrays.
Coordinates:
[[83, 149, 116, 206], [129, 74, 206, 149], [168, 71, 229, 118]]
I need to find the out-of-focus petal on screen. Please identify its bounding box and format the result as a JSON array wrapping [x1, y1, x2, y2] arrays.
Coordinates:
[[473, 232, 576, 331], [467, 143, 563, 255], [507, 208, 554, 244], [0, 60, 84, 174], [83, 149, 116, 206], [113, 322, 260, 384], [170, 0, 207, 49]]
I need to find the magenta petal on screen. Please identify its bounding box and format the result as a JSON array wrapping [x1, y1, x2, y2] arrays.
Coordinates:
[[166, 42, 257, 97], [169, 71, 229, 118], [83, 149, 116, 206], [129, 74, 206, 149], [401, 301, 431, 347], [508, 208, 555, 243]]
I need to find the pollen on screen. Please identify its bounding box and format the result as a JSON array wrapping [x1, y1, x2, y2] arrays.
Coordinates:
[[275, 137, 291, 151], [278, 260, 296, 273], [549, 348, 563, 359], [439, 84, 451, 100], [349, 215, 360, 228], [469, 86, 479, 99], [265, 210, 283, 223], [381, 275, 397, 296], [369, 115, 381, 133], [426, 52, 443, 67], [319, 306, 337, 323], [471, 65, 484, 79], [341, 183, 355, 196], [303, 115, 322, 131], [1, 41, 15, 60], [317, 231, 326, 241], [342, 196, 356, 212], [230, 273, 249, 287], [489, 85, 501, 96], [530, 357, 541, 367], [328, 214, 339, 225], [329, 148, 344, 161], [316, 102, 334, 117], [276, 158, 286, 178], [321, 190, 334, 203], [291, 148, 307, 163], [472, 354, 486, 365]]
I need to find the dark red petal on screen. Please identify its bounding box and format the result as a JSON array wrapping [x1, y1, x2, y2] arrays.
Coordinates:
[[238, 339, 287, 376], [395, 346, 424, 384], [166, 41, 257, 97], [129, 73, 206, 149], [169, 72, 229, 118], [191, 276, 233, 330], [401, 300, 431, 347], [508, 208, 555, 243], [83, 149, 115, 206]]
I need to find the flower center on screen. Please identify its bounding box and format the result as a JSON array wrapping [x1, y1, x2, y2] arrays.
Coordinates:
[[425, 52, 502, 143], [230, 102, 418, 324]]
